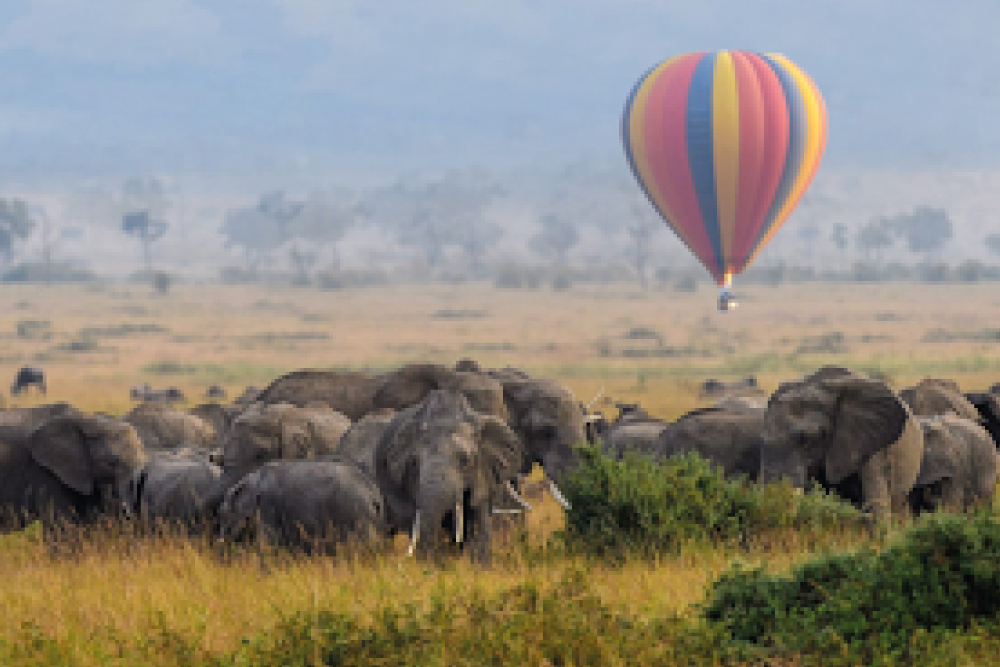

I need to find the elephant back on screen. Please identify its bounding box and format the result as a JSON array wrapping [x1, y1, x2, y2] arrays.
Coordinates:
[[125, 402, 216, 451], [372, 363, 508, 421], [255, 370, 381, 421], [900, 378, 980, 421]]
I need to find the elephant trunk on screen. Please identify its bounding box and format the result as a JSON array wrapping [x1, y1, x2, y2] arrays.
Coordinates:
[[412, 463, 466, 556]]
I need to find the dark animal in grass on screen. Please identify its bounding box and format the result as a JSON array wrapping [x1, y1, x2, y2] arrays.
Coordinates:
[[11, 367, 45, 396]]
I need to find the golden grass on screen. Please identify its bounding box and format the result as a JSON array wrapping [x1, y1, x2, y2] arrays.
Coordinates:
[[0, 493, 874, 663], [2, 279, 1000, 662]]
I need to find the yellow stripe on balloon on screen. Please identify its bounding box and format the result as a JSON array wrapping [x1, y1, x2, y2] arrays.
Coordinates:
[[711, 51, 740, 273], [628, 56, 694, 250], [746, 53, 826, 266]]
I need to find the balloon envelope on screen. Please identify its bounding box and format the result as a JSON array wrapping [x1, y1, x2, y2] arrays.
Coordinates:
[[622, 50, 827, 285]]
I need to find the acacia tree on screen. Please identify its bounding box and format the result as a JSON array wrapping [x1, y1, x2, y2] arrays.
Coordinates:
[[886, 206, 953, 261], [530, 213, 579, 266], [985, 232, 1000, 259], [0, 198, 36, 272], [220, 191, 300, 276], [364, 171, 504, 274], [830, 223, 848, 252], [290, 190, 363, 272], [626, 203, 660, 291], [120, 178, 170, 272], [855, 218, 893, 263]]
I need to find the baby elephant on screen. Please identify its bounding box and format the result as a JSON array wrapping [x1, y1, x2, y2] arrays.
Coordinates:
[[218, 459, 387, 554], [127, 448, 224, 532]]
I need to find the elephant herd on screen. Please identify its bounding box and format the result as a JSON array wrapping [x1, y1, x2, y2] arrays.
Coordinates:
[[2, 362, 997, 565], [0, 361, 585, 565], [592, 368, 1000, 518]]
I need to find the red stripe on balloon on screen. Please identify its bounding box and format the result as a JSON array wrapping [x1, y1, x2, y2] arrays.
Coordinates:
[[732, 53, 788, 267], [730, 50, 765, 271], [642, 52, 719, 276]]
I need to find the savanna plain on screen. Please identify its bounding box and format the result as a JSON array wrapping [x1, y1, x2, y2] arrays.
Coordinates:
[[4, 279, 1000, 666]]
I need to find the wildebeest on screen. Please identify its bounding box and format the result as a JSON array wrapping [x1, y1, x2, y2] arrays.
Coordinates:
[[11, 367, 45, 395], [205, 385, 227, 399], [130, 384, 186, 404], [698, 376, 759, 399]]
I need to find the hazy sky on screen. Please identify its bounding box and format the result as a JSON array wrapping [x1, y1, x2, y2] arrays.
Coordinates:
[[0, 1, 995, 186]]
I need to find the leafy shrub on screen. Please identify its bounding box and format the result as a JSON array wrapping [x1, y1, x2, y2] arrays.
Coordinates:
[[15, 319, 51, 340], [315, 269, 390, 290], [559, 446, 861, 560], [673, 275, 698, 292], [703, 511, 1000, 664], [151, 271, 172, 294], [78, 323, 169, 338], [551, 272, 572, 291], [143, 361, 199, 375]]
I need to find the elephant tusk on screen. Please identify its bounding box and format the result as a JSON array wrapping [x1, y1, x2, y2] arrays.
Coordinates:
[[504, 480, 533, 511], [585, 386, 605, 411], [406, 510, 421, 557], [547, 478, 572, 511], [455, 503, 464, 544]]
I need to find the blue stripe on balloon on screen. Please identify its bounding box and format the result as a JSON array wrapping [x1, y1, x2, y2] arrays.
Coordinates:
[[685, 52, 722, 276], [748, 54, 806, 258]]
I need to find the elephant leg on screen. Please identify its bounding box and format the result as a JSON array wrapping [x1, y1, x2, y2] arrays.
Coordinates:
[[468, 501, 492, 567], [938, 478, 965, 512]]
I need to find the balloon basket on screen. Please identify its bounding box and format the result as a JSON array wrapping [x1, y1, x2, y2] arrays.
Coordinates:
[[717, 280, 737, 312]]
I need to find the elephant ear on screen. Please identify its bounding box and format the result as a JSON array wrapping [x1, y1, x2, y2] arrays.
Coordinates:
[[477, 415, 524, 483], [29, 416, 95, 495], [821, 376, 908, 484]]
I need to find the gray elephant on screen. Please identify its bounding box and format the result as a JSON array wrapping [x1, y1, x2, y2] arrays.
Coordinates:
[[254, 364, 508, 423], [0, 412, 146, 529], [126, 447, 223, 531], [761, 366, 924, 519], [601, 411, 669, 460], [375, 390, 524, 564], [909, 414, 997, 513], [124, 402, 217, 451], [217, 403, 352, 490], [372, 363, 508, 421], [899, 378, 981, 421], [0, 402, 81, 442], [189, 403, 241, 444], [711, 394, 768, 411], [654, 406, 766, 480], [486, 369, 586, 509], [335, 410, 396, 478], [218, 458, 387, 553], [255, 370, 381, 421]]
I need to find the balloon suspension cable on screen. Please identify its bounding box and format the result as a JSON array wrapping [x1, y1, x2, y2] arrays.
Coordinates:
[[717, 271, 737, 312]]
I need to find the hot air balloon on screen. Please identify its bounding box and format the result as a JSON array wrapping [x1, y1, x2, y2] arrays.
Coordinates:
[[621, 50, 827, 311]]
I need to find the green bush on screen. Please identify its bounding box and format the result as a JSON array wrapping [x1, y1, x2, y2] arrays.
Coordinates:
[[559, 446, 861, 560], [703, 510, 1000, 664]]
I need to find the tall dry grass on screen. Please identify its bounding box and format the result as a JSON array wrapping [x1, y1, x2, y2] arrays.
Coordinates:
[[3, 280, 1000, 663]]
